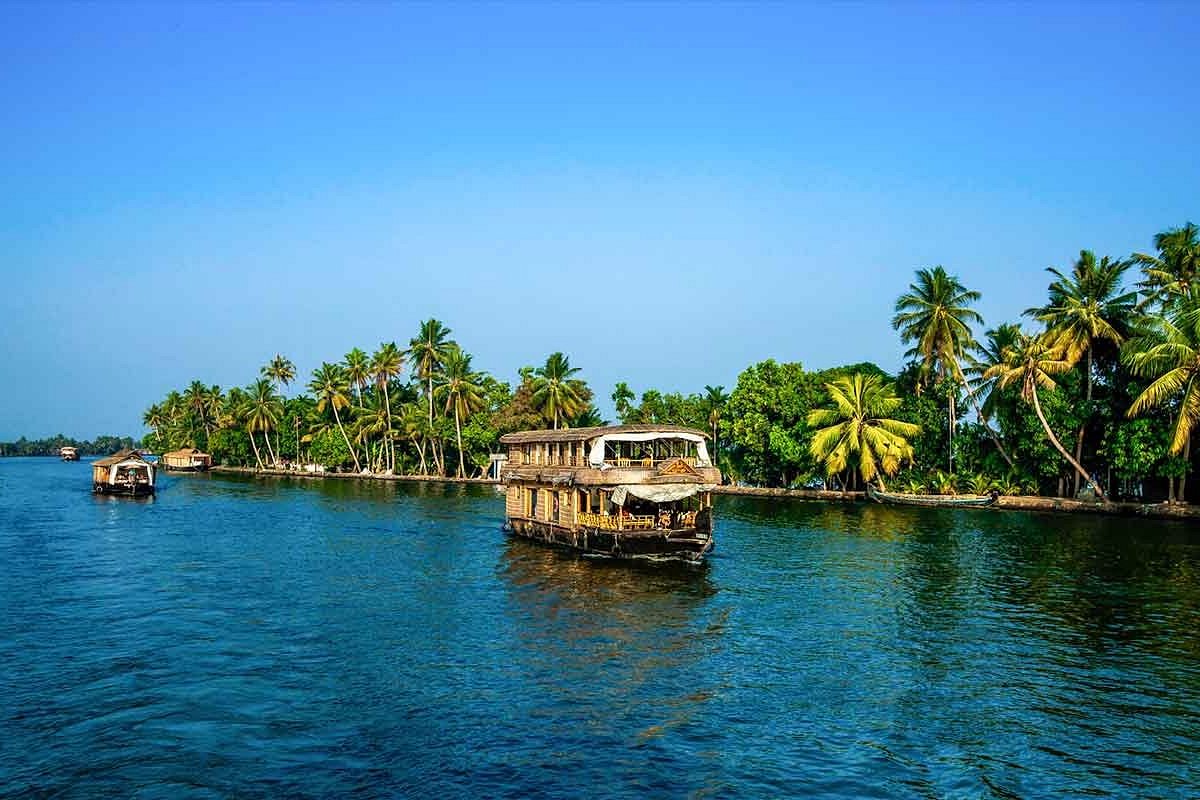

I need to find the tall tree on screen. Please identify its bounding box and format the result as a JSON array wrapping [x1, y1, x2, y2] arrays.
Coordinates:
[[531, 352, 586, 429], [370, 342, 404, 473], [807, 373, 920, 491], [892, 266, 983, 472], [406, 319, 454, 475], [1026, 251, 1135, 492], [1124, 296, 1200, 502], [245, 379, 282, 467], [702, 384, 729, 466], [344, 348, 371, 406], [1133, 222, 1200, 307], [985, 333, 1106, 500], [308, 362, 361, 472], [435, 345, 486, 477], [262, 355, 296, 394], [612, 382, 636, 423]]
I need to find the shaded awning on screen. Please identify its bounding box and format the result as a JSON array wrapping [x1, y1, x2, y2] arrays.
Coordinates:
[[588, 432, 711, 468], [610, 483, 716, 505]]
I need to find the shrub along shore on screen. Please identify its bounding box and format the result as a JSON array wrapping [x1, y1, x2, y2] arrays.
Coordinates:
[[209, 465, 1200, 520]]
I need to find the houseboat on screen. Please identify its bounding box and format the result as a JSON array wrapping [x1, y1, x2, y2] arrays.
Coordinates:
[[60, 446, 80, 461], [161, 447, 212, 472], [92, 449, 156, 496], [499, 425, 721, 562]]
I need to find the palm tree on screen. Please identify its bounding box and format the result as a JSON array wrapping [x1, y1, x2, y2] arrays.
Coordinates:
[[261, 355, 296, 394], [344, 348, 371, 406], [435, 345, 486, 477], [702, 385, 729, 466], [807, 373, 920, 490], [1026, 250, 1135, 492], [530, 352, 586, 429], [984, 332, 1106, 500], [308, 362, 361, 472], [142, 404, 166, 449], [261, 355, 296, 460], [184, 380, 212, 443], [399, 402, 430, 475], [370, 342, 404, 473], [966, 324, 1022, 461], [892, 266, 983, 472], [1133, 222, 1200, 307], [1124, 296, 1200, 502], [612, 382, 636, 422], [406, 319, 454, 476], [245, 379, 283, 467]]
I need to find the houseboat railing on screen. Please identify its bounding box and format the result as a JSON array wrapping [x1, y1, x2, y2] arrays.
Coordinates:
[[578, 512, 656, 531], [518, 456, 703, 469]]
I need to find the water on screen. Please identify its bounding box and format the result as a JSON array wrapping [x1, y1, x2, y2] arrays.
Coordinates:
[[2, 458, 1199, 798]]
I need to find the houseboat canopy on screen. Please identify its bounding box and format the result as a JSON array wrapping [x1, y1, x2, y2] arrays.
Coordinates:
[[499, 424, 712, 468], [92, 448, 149, 469]]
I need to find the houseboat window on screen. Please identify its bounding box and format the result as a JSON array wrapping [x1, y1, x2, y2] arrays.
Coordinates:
[[528, 488, 538, 517]]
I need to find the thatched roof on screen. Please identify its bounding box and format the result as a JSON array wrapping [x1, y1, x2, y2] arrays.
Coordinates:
[[499, 424, 708, 445], [92, 448, 150, 467], [163, 448, 209, 458]]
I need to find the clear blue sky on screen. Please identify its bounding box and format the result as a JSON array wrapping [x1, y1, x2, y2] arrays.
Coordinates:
[[2, 2, 1197, 439]]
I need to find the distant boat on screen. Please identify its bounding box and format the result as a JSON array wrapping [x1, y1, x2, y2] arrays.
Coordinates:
[[867, 485, 998, 508], [161, 447, 212, 472], [60, 446, 80, 462], [92, 449, 156, 496]]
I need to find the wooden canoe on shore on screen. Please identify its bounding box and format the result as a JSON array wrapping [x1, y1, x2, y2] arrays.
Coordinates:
[[867, 485, 998, 508]]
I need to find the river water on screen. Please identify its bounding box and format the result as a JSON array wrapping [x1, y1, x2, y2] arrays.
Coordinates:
[[2, 457, 1199, 798]]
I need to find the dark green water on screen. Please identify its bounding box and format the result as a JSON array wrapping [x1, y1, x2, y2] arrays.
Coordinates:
[[2, 458, 1199, 797]]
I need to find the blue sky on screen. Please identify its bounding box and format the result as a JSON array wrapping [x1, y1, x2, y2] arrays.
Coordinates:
[[2, 2, 1197, 439]]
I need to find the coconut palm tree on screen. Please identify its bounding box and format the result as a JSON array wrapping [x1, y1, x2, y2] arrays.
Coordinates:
[[308, 362, 361, 472], [984, 333, 1106, 500], [530, 352, 586, 429], [406, 319, 454, 475], [612, 382, 636, 422], [966, 323, 1023, 446], [343, 348, 371, 407], [142, 404, 166, 449], [183, 380, 213, 443], [702, 385, 729, 466], [892, 266, 983, 472], [1133, 222, 1200, 308], [370, 342, 404, 473], [1124, 295, 1200, 501], [244, 379, 283, 467], [262, 355, 296, 395], [807, 373, 920, 490], [399, 402, 429, 475], [435, 345, 486, 477], [1026, 250, 1135, 492]]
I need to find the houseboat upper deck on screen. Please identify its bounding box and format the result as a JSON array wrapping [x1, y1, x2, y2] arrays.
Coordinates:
[[499, 425, 721, 561]]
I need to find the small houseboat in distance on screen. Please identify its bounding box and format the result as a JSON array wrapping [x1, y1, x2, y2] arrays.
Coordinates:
[[92, 449, 156, 496], [499, 425, 721, 562], [161, 447, 212, 472], [60, 446, 80, 461]]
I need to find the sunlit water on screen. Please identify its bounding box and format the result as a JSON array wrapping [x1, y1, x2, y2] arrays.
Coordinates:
[[2, 457, 1199, 797]]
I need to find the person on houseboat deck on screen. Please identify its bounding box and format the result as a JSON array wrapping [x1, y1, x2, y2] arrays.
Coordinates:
[[658, 508, 672, 529]]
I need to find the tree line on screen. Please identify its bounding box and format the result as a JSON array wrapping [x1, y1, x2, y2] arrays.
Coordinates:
[[0, 435, 137, 458], [143, 320, 600, 478], [143, 222, 1197, 502]]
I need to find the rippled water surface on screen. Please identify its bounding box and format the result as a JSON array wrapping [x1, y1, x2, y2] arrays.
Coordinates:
[[3, 458, 1200, 797]]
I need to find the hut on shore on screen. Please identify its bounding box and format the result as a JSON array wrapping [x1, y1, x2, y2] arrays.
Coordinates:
[[161, 447, 212, 472]]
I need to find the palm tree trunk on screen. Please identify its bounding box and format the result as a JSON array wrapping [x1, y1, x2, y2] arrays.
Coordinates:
[[263, 429, 277, 466], [1073, 349, 1093, 496], [248, 431, 264, 470], [956, 370, 1014, 469], [1181, 434, 1191, 503], [455, 405, 465, 478], [331, 404, 362, 472], [1030, 384, 1105, 501], [382, 383, 395, 473]]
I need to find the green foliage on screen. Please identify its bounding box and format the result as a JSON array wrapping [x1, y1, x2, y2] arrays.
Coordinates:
[[308, 428, 352, 468]]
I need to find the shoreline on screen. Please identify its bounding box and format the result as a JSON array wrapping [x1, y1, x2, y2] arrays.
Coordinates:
[[210, 466, 1200, 521]]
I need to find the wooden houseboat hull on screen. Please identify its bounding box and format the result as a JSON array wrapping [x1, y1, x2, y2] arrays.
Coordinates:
[[93, 482, 155, 497], [507, 517, 713, 562], [162, 464, 207, 473]]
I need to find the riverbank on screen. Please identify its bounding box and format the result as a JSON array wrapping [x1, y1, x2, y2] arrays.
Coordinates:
[[210, 466, 1200, 521]]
